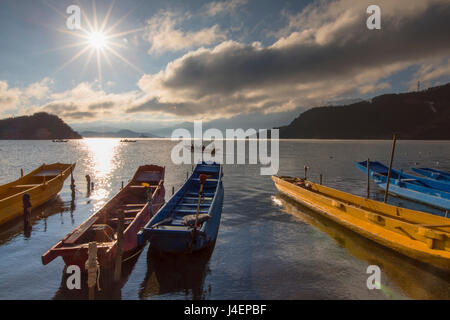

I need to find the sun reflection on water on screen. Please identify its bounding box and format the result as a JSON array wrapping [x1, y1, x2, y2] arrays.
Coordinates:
[[82, 138, 122, 209]]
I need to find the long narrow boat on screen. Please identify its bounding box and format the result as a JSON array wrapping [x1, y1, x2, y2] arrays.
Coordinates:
[[272, 176, 450, 270], [138, 162, 224, 254], [42, 165, 165, 269], [355, 160, 450, 210], [0, 163, 75, 226], [412, 167, 450, 183]]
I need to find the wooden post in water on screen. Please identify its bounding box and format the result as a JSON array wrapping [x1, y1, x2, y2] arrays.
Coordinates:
[[172, 186, 175, 195], [121, 181, 124, 190], [384, 135, 397, 203], [114, 210, 124, 282], [366, 158, 370, 198], [446, 210, 449, 218], [319, 174, 323, 185], [86, 175, 91, 193], [86, 242, 98, 300], [304, 166, 308, 180], [20, 168, 23, 178]]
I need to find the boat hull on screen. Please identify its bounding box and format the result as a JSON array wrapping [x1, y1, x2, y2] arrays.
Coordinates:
[[356, 161, 450, 211], [0, 163, 75, 226], [272, 176, 450, 271]]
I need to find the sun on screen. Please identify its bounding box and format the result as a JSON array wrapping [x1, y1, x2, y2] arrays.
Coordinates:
[[50, 0, 145, 87], [89, 32, 107, 50]]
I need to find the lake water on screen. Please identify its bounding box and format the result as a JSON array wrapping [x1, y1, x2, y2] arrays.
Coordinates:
[[0, 139, 449, 300]]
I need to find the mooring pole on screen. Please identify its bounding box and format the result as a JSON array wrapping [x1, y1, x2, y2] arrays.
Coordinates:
[[22, 193, 32, 228], [114, 210, 124, 282], [20, 168, 24, 178], [304, 166, 308, 180], [86, 242, 98, 300], [86, 175, 91, 193], [319, 174, 323, 185], [446, 210, 449, 218], [384, 135, 397, 203], [366, 158, 370, 199]]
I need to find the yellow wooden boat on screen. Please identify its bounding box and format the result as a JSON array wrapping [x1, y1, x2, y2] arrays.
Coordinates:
[[272, 175, 450, 271], [0, 163, 76, 226]]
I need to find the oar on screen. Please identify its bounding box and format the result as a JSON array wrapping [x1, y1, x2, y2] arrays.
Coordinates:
[[194, 174, 208, 229]]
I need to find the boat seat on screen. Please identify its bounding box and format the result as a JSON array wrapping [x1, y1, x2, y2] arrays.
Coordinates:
[[13, 184, 41, 188], [124, 209, 142, 215], [183, 196, 212, 201], [192, 178, 218, 182], [121, 203, 147, 208], [129, 185, 159, 189], [185, 192, 215, 197], [178, 203, 210, 207], [175, 209, 209, 215], [108, 217, 135, 223]]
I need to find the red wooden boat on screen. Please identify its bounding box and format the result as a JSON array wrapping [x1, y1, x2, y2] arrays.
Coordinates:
[[42, 165, 165, 269]]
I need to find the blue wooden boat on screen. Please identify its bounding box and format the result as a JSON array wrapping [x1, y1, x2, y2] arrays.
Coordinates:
[[412, 167, 450, 183], [355, 161, 450, 211], [138, 162, 224, 253]]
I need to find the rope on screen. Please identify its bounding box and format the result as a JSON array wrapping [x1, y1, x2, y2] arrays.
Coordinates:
[[121, 246, 145, 263]]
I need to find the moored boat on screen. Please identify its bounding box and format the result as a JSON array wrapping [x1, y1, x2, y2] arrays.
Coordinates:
[[355, 160, 450, 210], [137, 162, 224, 254], [0, 163, 75, 226], [272, 175, 450, 270], [42, 165, 165, 269], [412, 167, 450, 183]]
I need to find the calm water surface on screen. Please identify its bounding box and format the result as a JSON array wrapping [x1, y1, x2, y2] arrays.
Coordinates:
[[0, 139, 449, 300]]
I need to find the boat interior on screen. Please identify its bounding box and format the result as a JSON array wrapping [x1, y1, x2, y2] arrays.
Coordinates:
[[150, 164, 221, 231], [0, 164, 72, 200], [278, 176, 450, 235], [62, 168, 164, 247]]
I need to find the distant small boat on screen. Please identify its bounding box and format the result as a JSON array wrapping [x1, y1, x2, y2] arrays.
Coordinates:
[[0, 163, 75, 226], [412, 167, 450, 183], [52, 139, 68, 143], [272, 175, 450, 270], [138, 162, 224, 254], [120, 139, 137, 143], [42, 165, 165, 269], [355, 161, 450, 210]]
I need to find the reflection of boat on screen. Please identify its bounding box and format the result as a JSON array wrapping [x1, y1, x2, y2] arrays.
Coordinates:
[[274, 194, 450, 299], [138, 162, 224, 253], [52, 139, 68, 143], [139, 245, 213, 299], [0, 163, 75, 226], [272, 175, 450, 270], [355, 161, 450, 210], [120, 139, 137, 143], [42, 165, 165, 269], [0, 195, 72, 245], [412, 167, 450, 183], [53, 246, 143, 300]]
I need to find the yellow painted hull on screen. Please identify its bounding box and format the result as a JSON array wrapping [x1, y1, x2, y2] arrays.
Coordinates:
[[272, 176, 450, 271], [0, 163, 76, 226]]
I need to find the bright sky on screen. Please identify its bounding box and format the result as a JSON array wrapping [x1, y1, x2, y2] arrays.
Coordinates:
[[0, 0, 449, 133]]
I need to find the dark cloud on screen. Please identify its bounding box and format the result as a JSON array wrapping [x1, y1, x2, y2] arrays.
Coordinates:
[[141, 0, 450, 107], [88, 101, 115, 110]]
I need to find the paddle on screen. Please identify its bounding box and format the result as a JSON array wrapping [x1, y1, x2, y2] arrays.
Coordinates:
[[194, 174, 208, 230]]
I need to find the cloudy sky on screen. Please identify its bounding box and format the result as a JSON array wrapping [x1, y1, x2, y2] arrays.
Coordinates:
[[1, 0, 449, 133]]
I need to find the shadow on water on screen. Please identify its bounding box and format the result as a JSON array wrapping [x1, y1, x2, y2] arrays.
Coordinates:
[[0, 194, 75, 245], [274, 194, 450, 300], [139, 244, 214, 300], [52, 247, 143, 300]]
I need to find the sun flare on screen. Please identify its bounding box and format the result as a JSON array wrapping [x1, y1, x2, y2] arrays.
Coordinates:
[[88, 31, 107, 49]]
